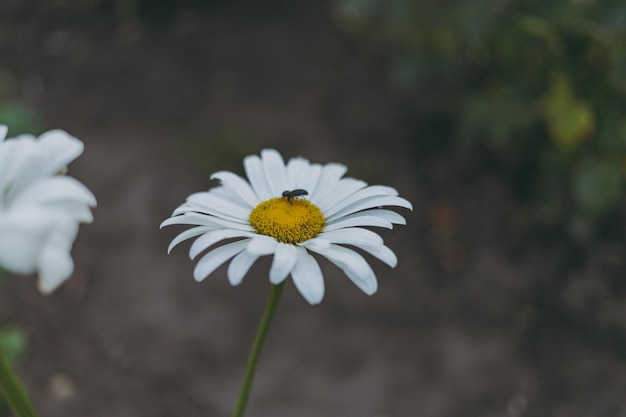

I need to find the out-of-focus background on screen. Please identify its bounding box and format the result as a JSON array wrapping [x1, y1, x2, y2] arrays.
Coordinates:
[[1, 0, 626, 416]]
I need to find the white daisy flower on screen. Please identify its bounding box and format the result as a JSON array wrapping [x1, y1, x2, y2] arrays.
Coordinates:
[[0, 125, 96, 293], [162, 149, 412, 305]]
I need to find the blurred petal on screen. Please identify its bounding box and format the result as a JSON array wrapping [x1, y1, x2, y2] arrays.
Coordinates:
[[37, 245, 74, 294], [37, 130, 84, 175], [12, 176, 97, 208], [0, 227, 42, 274], [0, 127, 94, 293]]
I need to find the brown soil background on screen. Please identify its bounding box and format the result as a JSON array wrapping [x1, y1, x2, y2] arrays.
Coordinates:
[[1, 1, 626, 416]]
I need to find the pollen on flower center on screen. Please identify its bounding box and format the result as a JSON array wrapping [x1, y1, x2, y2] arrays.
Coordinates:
[[249, 197, 325, 244]]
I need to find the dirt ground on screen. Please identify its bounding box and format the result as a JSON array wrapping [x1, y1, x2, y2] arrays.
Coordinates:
[[1, 1, 626, 416]]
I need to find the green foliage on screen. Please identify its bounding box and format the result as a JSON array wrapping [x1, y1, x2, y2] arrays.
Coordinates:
[[0, 328, 26, 365], [0, 72, 43, 136], [334, 0, 626, 241], [0, 326, 27, 414], [0, 104, 42, 137]]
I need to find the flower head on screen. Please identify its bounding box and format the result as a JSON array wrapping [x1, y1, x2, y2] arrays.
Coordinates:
[[0, 125, 96, 293], [162, 149, 411, 304]]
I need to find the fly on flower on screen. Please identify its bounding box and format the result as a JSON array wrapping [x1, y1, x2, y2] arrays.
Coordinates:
[[282, 189, 308, 201], [161, 149, 411, 305]]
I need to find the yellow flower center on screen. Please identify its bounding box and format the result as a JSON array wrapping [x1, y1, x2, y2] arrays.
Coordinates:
[[249, 196, 325, 244]]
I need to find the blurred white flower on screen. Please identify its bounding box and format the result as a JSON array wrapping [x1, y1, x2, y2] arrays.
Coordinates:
[[162, 149, 411, 304], [0, 125, 96, 293]]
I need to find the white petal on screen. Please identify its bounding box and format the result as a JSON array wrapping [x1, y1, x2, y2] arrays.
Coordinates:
[[324, 185, 401, 217], [0, 125, 7, 141], [315, 178, 368, 212], [244, 154, 273, 201], [11, 133, 37, 140], [12, 176, 97, 208], [308, 163, 347, 202], [37, 245, 74, 294], [227, 250, 259, 285], [291, 247, 325, 304], [247, 235, 278, 255], [0, 219, 47, 274], [47, 218, 80, 245], [301, 237, 331, 252], [193, 240, 249, 282], [269, 243, 298, 284], [353, 243, 398, 267], [326, 195, 413, 222], [325, 209, 406, 231], [0, 139, 44, 198], [167, 226, 214, 254], [35, 201, 94, 223], [324, 213, 393, 231], [177, 192, 250, 223], [320, 228, 384, 246], [315, 244, 378, 295], [296, 163, 322, 198], [210, 185, 250, 207], [320, 225, 398, 267], [364, 209, 407, 225], [210, 171, 260, 207], [161, 213, 222, 228], [161, 213, 254, 232], [286, 157, 309, 190], [261, 149, 288, 197], [189, 229, 255, 259], [37, 130, 84, 175]]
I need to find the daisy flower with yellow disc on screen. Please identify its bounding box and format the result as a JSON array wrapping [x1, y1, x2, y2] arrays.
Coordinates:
[[161, 148, 412, 305], [161, 148, 411, 417]]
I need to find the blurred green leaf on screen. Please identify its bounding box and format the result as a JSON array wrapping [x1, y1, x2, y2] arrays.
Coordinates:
[[572, 156, 623, 215], [335, 0, 626, 239], [0, 327, 26, 364], [541, 73, 595, 151], [459, 87, 538, 150], [0, 104, 43, 136], [519, 15, 563, 55]]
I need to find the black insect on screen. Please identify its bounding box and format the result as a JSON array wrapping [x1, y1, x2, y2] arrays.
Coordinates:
[[282, 189, 309, 201]]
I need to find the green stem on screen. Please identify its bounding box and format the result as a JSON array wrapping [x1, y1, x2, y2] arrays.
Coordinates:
[[232, 282, 285, 417], [0, 345, 39, 417]]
